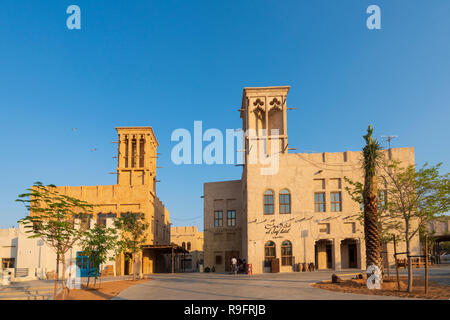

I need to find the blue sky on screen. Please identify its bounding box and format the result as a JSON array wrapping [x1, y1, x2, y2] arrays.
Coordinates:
[[0, 1, 449, 230]]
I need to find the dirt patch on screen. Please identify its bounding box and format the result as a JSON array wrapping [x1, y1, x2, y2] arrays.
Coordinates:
[[312, 276, 450, 300], [55, 279, 150, 300]]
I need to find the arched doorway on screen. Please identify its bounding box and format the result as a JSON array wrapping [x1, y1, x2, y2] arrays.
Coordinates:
[[264, 241, 277, 272]]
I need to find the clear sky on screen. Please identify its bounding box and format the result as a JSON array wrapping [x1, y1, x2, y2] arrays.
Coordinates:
[[0, 1, 449, 230]]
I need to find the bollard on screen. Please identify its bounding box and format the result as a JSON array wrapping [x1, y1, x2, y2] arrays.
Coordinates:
[[331, 274, 341, 283]]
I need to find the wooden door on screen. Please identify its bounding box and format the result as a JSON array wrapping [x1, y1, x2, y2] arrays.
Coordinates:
[[271, 258, 280, 273], [317, 244, 328, 270]]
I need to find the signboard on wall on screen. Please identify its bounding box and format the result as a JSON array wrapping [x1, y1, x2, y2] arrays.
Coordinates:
[[264, 222, 291, 237]]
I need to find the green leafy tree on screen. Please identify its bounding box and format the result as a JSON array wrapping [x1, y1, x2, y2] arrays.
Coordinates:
[[16, 182, 93, 299], [113, 212, 149, 281], [80, 223, 120, 288], [379, 160, 450, 292]]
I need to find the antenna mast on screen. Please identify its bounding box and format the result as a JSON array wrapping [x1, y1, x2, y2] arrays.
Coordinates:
[[381, 135, 398, 149]]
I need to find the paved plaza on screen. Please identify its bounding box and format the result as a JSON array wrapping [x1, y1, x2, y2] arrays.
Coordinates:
[[113, 267, 447, 300], [113, 270, 390, 300], [2, 265, 447, 300]]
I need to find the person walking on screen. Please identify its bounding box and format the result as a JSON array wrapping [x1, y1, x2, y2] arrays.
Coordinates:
[[231, 257, 237, 275]]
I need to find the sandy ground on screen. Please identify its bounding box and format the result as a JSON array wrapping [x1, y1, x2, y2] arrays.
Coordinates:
[[313, 276, 450, 300], [55, 279, 150, 300]]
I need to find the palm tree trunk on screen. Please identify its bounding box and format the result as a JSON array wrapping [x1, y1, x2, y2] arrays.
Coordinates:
[[364, 175, 382, 271]]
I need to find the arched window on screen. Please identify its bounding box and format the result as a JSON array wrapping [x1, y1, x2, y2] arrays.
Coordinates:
[[264, 190, 274, 214], [279, 189, 291, 214], [264, 241, 276, 267], [182, 242, 186, 250], [187, 242, 191, 251], [281, 240, 293, 266]]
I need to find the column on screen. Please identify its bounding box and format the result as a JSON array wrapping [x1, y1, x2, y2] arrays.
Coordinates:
[[358, 238, 366, 270], [282, 94, 288, 151], [118, 134, 126, 168], [333, 238, 342, 271]]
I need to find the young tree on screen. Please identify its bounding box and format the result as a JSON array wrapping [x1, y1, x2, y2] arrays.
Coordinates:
[[361, 125, 383, 271], [80, 223, 119, 288], [16, 182, 93, 299], [379, 161, 449, 292], [113, 212, 149, 281]]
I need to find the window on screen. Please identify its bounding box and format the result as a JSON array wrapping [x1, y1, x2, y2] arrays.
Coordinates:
[[314, 179, 325, 189], [378, 190, 387, 210], [139, 139, 145, 168], [214, 233, 223, 241], [97, 213, 117, 226], [2, 258, 15, 269], [187, 242, 191, 251], [360, 192, 364, 211], [74, 214, 91, 230], [214, 211, 223, 227], [227, 210, 236, 226], [329, 178, 341, 189], [318, 223, 330, 234], [344, 222, 356, 234], [281, 240, 293, 266], [215, 255, 223, 265], [264, 241, 276, 267], [182, 242, 186, 250], [264, 190, 274, 214], [131, 139, 137, 168], [315, 192, 326, 212], [279, 189, 291, 214], [330, 192, 342, 212], [124, 137, 129, 168]]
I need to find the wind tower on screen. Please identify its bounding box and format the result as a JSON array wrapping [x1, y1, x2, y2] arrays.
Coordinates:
[[240, 86, 290, 162], [115, 127, 158, 192]]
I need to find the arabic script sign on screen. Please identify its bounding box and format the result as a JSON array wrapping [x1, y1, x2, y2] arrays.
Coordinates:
[[265, 222, 291, 236]]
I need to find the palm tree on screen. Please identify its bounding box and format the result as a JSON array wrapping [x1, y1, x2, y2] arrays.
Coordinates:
[[362, 125, 383, 272]]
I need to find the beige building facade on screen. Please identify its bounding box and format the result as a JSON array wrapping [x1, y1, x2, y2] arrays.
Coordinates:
[[0, 228, 18, 274], [171, 226, 204, 271], [16, 127, 171, 278], [204, 86, 420, 274]]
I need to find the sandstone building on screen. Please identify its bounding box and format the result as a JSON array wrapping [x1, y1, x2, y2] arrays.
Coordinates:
[[170, 226, 204, 272], [203, 86, 420, 274], [16, 127, 172, 277]]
